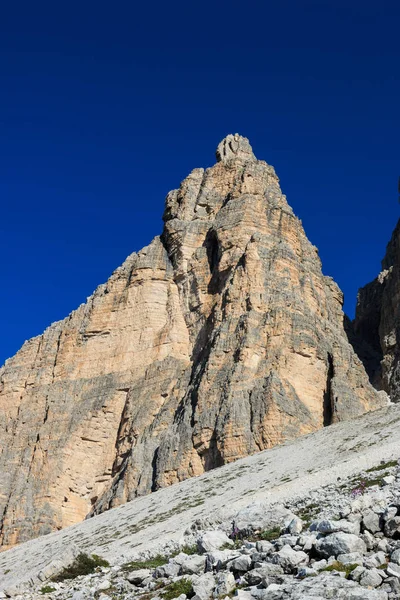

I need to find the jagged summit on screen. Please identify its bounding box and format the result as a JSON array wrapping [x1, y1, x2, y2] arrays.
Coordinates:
[[215, 133, 256, 163], [0, 138, 385, 549]]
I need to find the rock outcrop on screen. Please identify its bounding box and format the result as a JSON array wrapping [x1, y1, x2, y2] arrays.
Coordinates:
[[354, 219, 400, 400], [0, 134, 384, 549]]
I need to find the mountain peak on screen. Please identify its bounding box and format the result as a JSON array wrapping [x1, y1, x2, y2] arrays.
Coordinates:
[[216, 133, 256, 163]]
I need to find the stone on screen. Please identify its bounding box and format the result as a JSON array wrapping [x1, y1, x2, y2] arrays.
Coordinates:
[[96, 580, 111, 591], [360, 569, 383, 588], [245, 563, 284, 587], [363, 510, 381, 534], [198, 531, 232, 553], [205, 550, 238, 571], [192, 573, 216, 600], [297, 566, 317, 578], [178, 554, 206, 575], [384, 517, 400, 538], [255, 541, 273, 554], [383, 476, 395, 485], [213, 572, 235, 597], [364, 551, 387, 569], [0, 135, 384, 549], [229, 555, 252, 572], [311, 559, 328, 571], [155, 562, 181, 578], [387, 562, 400, 578], [360, 530, 375, 550], [286, 517, 303, 535], [349, 566, 366, 582], [126, 569, 151, 585], [391, 548, 400, 565], [311, 519, 359, 535], [337, 552, 363, 566], [315, 532, 367, 558], [271, 544, 309, 572]]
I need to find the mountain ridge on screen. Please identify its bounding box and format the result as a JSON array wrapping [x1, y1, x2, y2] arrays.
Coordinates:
[[0, 134, 385, 549]]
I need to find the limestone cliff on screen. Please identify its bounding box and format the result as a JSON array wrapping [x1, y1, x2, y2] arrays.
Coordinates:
[[354, 218, 400, 400], [0, 134, 384, 549]]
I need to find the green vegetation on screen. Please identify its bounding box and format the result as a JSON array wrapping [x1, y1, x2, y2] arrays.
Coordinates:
[[162, 578, 194, 600], [297, 503, 320, 528], [121, 555, 168, 571], [366, 460, 397, 473], [248, 526, 281, 542], [179, 544, 198, 555], [51, 553, 110, 582], [40, 586, 56, 594], [321, 561, 358, 578]]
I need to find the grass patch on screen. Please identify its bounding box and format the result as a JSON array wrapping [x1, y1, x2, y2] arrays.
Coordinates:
[[40, 586, 56, 594], [51, 553, 109, 582], [248, 526, 281, 542], [162, 578, 194, 600], [179, 544, 198, 555], [321, 561, 358, 578], [121, 555, 168, 571], [366, 460, 397, 473]]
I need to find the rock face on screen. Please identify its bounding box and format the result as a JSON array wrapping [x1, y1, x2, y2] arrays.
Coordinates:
[[354, 219, 400, 400], [0, 134, 384, 549]]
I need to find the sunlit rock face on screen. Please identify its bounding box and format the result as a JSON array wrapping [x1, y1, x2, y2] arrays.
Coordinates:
[[0, 134, 383, 549]]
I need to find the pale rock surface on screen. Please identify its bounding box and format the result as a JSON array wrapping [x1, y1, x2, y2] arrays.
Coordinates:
[[0, 134, 384, 548]]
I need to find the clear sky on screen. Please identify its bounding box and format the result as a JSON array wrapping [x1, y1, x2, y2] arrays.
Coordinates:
[[0, 0, 399, 365]]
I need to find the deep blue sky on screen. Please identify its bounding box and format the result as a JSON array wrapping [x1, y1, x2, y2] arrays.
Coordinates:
[[1, 1, 399, 365]]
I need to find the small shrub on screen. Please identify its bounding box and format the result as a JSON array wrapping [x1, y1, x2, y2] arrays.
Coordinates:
[[162, 578, 194, 600], [40, 586, 56, 594], [180, 544, 198, 555], [51, 553, 110, 582], [258, 526, 281, 541]]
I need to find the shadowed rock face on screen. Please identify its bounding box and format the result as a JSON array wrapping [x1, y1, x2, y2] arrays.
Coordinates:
[[354, 218, 400, 401], [0, 134, 384, 549]]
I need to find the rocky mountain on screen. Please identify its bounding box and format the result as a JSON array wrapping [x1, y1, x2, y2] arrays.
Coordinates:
[[354, 219, 400, 401], [0, 134, 385, 550]]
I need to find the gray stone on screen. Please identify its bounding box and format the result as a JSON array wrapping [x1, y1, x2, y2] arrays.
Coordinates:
[[383, 476, 395, 486], [155, 561, 181, 578], [229, 555, 252, 572], [390, 548, 400, 565], [337, 552, 363, 566], [179, 554, 206, 575], [192, 573, 216, 600], [360, 568, 383, 588], [213, 572, 235, 597], [384, 517, 400, 538], [96, 580, 111, 591], [364, 551, 387, 569], [271, 544, 309, 572], [363, 510, 382, 534], [126, 569, 151, 585], [387, 562, 400, 577], [198, 531, 232, 553], [316, 532, 367, 558], [286, 517, 303, 535], [349, 566, 366, 582]]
